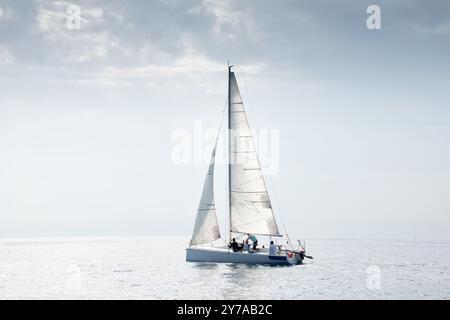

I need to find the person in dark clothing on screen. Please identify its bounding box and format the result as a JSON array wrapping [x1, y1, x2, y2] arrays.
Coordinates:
[[228, 238, 243, 252]]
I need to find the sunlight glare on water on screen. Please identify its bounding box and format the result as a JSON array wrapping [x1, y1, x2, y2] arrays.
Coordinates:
[[0, 237, 449, 299]]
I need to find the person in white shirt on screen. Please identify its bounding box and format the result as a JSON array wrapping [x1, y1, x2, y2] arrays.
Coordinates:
[[269, 241, 278, 256], [244, 239, 252, 253]]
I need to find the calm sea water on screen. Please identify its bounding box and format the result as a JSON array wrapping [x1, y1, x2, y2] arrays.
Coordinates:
[[0, 236, 449, 299]]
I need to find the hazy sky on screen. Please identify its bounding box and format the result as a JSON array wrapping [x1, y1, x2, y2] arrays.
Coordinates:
[[1, 0, 449, 240]]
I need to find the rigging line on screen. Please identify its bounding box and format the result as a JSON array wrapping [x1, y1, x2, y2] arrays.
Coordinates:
[[230, 67, 281, 239], [234, 65, 292, 248], [266, 173, 294, 250], [192, 101, 225, 242], [217, 98, 228, 242], [198, 98, 228, 243]]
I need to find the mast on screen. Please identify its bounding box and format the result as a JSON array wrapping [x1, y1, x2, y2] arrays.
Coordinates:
[[228, 62, 232, 242]]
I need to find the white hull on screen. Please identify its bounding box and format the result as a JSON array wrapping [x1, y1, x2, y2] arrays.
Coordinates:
[[186, 247, 301, 265]]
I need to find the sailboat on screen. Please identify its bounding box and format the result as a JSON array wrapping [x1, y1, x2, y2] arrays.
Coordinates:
[[186, 64, 311, 265]]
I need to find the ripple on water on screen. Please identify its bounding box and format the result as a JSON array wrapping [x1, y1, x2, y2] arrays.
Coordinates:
[[0, 237, 449, 299]]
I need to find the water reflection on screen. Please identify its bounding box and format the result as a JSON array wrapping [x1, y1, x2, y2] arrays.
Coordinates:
[[2, 237, 448, 299], [191, 262, 219, 270]]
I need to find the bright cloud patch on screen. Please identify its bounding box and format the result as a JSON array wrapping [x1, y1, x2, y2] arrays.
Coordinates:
[[35, 0, 127, 63], [0, 46, 14, 64]]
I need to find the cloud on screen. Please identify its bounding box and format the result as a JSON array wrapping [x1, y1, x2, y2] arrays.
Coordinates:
[[14, 0, 291, 70], [7, 0, 447, 93], [413, 20, 450, 36], [201, 0, 249, 39], [26, 1, 266, 88], [73, 50, 264, 89], [0, 46, 14, 64], [0, 4, 13, 21], [34, 0, 128, 63]]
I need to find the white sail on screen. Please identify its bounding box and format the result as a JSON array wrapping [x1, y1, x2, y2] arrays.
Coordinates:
[[190, 137, 221, 245], [228, 71, 281, 236]]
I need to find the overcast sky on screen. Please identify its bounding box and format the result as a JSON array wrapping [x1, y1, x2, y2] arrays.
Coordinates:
[[1, 0, 449, 240]]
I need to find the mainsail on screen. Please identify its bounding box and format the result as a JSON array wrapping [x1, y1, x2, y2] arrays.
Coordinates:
[[228, 71, 281, 236], [190, 137, 221, 245]]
